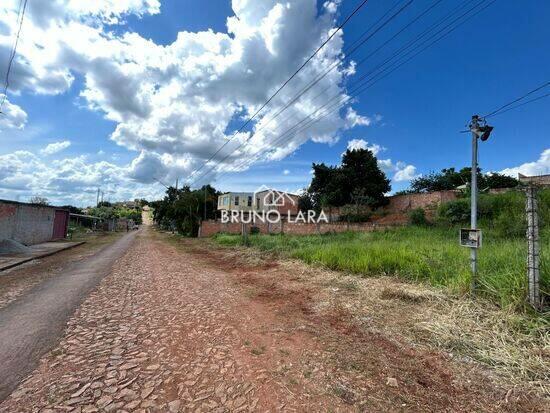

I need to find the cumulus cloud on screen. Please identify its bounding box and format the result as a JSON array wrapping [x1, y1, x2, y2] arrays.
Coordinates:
[[346, 138, 385, 156], [0, 0, 377, 200], [0, 95, 27, 130], [0, 149, 164, 206], [500, 148, 550, 177], [40, 140, 71, 155], [378, 158, 419, 182]]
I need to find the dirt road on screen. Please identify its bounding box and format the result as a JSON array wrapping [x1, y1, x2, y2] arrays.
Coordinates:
[[0, 228, 544, 412], [0, 231, 138, 401]]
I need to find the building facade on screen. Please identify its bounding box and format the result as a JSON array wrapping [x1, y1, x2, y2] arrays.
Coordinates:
[[0, 199, 69, 246]]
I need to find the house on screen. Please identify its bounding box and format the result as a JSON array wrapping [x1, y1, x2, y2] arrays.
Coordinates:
[[0, 199, 69, 246], [254, 189, 300, 216], [217, 192, 255, 212], [216, 189, 300, 217]]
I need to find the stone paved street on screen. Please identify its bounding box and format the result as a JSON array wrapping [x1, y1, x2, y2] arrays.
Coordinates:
[[0, 228, 346, 412]]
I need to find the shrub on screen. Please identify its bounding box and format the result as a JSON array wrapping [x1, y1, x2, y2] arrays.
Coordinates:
[[437, 198, 470, 225], [408, 208, 428, 226]]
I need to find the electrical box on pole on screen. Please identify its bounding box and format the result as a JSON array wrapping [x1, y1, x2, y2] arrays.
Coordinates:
[[466, 115, 493, 294]]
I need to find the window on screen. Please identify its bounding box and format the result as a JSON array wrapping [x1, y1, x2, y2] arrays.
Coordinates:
[[234, 196, 240, 206], [224, 197, 229, 205], [247, 196, 252, 207]]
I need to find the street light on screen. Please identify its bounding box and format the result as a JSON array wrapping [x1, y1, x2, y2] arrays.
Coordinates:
[[466, 115, 493, 293]]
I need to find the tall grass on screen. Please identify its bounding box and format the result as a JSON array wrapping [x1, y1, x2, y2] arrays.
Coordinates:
[[214, 226, 549, 312]]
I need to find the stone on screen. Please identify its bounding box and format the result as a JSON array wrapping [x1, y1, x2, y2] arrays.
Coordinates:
[[386, 377, 398, 388], [168, 399, 181, 413]]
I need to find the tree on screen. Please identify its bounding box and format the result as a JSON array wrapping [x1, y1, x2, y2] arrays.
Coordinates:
[[304, 148, 390, 210], [151, 184, 220, 236], [408, 167, 519, 193], [29, 196, 49, 205]]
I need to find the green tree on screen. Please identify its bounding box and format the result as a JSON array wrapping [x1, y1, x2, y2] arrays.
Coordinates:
[[409, 167, 519, 193], [305, 148, 390, 209]]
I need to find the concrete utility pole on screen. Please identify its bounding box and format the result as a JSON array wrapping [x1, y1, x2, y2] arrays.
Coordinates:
[[525, 184, 541, 310], [467, 115, 493, 293], [96, 188, 100, 207]]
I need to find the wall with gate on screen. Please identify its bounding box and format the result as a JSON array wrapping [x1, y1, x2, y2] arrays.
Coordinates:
[[0, 200, 69, 245]]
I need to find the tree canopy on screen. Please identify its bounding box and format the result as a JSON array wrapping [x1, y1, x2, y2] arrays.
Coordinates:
[[400, 167, 519, 194], [151, 185, 219, 236], [302, 148, 391, 209]]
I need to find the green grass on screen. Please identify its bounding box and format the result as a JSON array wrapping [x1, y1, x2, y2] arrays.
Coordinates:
[[213, 226, 550, 312]]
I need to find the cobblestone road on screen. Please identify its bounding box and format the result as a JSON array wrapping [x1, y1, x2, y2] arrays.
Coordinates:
[[0, 228, 345, 412]]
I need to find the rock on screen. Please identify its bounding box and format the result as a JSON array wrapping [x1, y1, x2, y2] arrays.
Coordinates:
[[386, 377, 398, 388], [168, 399, 181, 413], [96, 395, 113, 408], [141, 387, 154, 399]]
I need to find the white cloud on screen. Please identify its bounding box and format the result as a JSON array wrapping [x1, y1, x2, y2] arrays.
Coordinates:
[[378, 158, 419, 182], [0, 95, 27, 130], [0, 0, 377, 200], [40, 140, 71, 155], [500, 148, 550, 177], [344, 107, 372, 128], [346, 138, 385, 156], [283, 169, 290, 175], [393, 164, 418, 182], [0, 149, 164, 206]]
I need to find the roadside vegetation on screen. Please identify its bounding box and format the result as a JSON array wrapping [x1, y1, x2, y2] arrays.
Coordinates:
[[214, 189, 550, 313]]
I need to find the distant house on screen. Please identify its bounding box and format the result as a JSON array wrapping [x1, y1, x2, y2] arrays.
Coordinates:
[[217, 192, 255, 212], [254, 189, 300, 216], [216, 189, 299, 217]]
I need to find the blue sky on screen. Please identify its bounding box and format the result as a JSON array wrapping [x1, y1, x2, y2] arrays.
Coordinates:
[[0, 0, 548, 205]]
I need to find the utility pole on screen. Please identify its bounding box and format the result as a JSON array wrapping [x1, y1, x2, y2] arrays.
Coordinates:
[[525, 184, 541, 310], [96, 188, 100, 207], [204, 186, 207, 221], [466, 115, 493, 294]]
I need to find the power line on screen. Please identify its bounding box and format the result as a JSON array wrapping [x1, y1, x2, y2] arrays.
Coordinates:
[[484, 91, 550, 118], [203, 0, 496, 184], [482, 80, 550, 118], [193, 0, 492, 184], [0, 0, 28, 113], [187, 0, 421, 186], [186, 0, 370, 181]]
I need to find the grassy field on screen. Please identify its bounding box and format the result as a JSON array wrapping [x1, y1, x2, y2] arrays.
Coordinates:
[[214, 226, 549, 312]]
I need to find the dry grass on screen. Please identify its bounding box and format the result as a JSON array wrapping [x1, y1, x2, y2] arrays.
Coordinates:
[[204, 238, 550, 399], [419, 301, 550, 396]]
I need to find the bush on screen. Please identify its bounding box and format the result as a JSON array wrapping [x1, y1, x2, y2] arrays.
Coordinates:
[[250, 226, 260, 234], [437, 198, 470, 225], [408, 208, 428, 226]]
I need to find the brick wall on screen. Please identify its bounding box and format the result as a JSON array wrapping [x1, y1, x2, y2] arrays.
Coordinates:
[[385, 190, 457, 213], [0, 200, 59, 245], [198, 219, 397, 237]]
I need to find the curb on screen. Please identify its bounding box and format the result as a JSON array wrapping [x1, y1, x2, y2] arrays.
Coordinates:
[[0, 241, 86, 272]]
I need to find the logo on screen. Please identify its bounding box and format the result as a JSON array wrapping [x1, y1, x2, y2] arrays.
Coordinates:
[[253, 185, 297, 208], [219, 185, 328, 224]]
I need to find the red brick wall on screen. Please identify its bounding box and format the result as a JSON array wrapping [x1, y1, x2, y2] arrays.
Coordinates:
[[385, 190, 457, 213], [198, 220, 398, 237]]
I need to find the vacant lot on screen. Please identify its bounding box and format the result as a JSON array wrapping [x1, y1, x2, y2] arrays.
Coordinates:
[[214, 226, 550, 311]]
